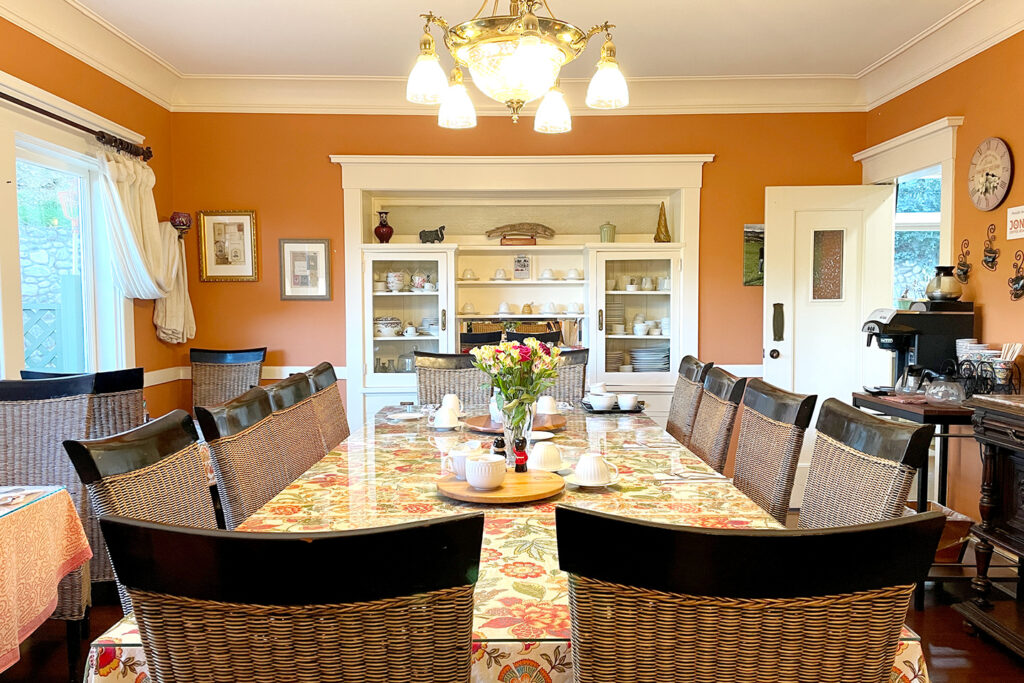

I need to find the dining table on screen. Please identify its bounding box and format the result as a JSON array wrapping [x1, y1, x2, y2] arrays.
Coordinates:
[[84, 405, 930, 683], [0, 485, 92, 673]]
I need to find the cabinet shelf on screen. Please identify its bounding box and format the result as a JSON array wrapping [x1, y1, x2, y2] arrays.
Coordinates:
[[606, 334, 669, 339], [372, 290, 439, 296], [605, 290, 670, 295], [458, 313, 586, 319], [373, 335, 439, 341], [457, 279, 587, 286]]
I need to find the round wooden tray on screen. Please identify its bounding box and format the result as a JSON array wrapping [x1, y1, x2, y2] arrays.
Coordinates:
[[436, 470, 565, 503], [463, 413, 567, 434]]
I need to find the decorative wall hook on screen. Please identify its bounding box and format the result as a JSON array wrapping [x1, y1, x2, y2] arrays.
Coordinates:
[[1010, 250, 1024, 301], [169, 211, 192, 239], [955, 238, 972, 283], [983, 223, 1000, 271]]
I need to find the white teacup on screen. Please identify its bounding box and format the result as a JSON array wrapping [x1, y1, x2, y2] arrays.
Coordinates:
[[429, 406, 459, 430], [567, 268, 581, 279], [590, 382, 607, 394], [528, 442, 564, 471], [461, 302, 477, 313], [498, 301, 512, 314], [568, 302, 583, 313], [462, 268, 477, 279], [611, 323, 625, 334], [540, 268, 555, 279], [465, 454, 506, 490], [617, 393, 639, 410], [540, 302, 557, 314], [494, 268, 508, 280], [441, 393, 462, 415], [536, 395, 559, 415], [633, 323, 647, 336], [442, 447, 475, 481], [587, 394, 617, 410], [574, 452, 619, 486], [422, 282, 436, 291], [373, 281, 387, 291]]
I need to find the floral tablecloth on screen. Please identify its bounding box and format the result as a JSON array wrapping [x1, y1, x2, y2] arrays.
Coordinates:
[[84, 408, 929, 683], [0, 485, 92, 673]]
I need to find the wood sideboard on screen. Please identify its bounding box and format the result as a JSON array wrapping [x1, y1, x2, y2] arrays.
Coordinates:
[[954, 395, 1024, 656]]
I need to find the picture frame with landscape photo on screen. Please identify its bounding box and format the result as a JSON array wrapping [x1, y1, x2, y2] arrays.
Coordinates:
[[743, 223, 764, 286], [279, 238, 331, 300], [197, 210, 258, 282]]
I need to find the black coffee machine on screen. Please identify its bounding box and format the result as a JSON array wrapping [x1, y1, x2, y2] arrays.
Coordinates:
[[862, 301, 975, 387]]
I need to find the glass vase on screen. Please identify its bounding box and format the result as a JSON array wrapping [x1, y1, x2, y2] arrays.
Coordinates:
[[501, 401, 534, 468]]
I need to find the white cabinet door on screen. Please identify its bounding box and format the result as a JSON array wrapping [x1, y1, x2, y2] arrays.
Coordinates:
[[364, 249, 454, 389], [591, 249, 681, 386]]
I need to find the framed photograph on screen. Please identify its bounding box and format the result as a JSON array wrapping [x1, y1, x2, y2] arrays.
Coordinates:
[[742, 223, 764, 286], [279, 239, 331, 300], [197, 210, 258, 282]]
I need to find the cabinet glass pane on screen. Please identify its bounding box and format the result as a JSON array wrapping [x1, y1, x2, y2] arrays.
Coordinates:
[[370, 259, 440, 374], [811, 229, 844, 301], [603, 258, 671, 373]]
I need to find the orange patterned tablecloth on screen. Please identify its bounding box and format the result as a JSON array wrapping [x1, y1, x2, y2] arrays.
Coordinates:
[[0, 485, 92, 673]]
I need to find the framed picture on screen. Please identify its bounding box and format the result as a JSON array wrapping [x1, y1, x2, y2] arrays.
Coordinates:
[[742, 223, 764, 286], [513, 253, 531, 280], [279, 239, 331, 300], [197, 210, 258, 282]]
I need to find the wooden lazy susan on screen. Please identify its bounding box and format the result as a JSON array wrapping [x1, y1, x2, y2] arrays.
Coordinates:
[[463, 414, 567, 434], [436, 469, 565, 504]]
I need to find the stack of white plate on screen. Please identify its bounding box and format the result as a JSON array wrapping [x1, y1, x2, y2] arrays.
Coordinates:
[[605, 301, 625, 327], [629, 345, 670, 372], [605, 351, 624, 371]]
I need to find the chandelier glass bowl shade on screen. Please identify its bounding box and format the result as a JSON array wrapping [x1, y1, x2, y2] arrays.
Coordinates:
[[406, 1, 628, 133]]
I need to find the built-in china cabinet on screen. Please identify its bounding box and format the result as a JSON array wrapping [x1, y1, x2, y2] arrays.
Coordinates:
[[333, 155, 713, 426]]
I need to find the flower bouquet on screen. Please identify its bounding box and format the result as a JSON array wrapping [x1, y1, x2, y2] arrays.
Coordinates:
[[470, 338, 563, 463]]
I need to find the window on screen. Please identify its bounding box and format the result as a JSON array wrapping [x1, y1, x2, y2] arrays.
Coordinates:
[[893, 168, 941, 305], [12, 143, 125, 373]]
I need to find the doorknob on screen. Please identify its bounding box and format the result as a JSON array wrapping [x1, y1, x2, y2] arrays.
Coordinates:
[[769, 349, 781, 359]]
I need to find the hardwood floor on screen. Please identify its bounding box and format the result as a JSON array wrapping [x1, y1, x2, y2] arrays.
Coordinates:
[[3, 583, 1023, 682]]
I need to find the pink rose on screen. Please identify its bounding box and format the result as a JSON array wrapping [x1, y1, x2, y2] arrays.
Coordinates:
[[517, 345, 532, 362]]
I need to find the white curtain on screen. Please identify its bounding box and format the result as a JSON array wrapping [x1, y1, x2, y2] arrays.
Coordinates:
[[97, 151, 196, 343]]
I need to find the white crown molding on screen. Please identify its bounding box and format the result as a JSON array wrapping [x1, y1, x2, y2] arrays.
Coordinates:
[[2, 0, 1023, 115], [853, 116, 964, 165], [0, 69, 144, 143]]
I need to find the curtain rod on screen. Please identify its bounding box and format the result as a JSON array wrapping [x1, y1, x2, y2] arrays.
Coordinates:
[[0, 90, 154, 161]]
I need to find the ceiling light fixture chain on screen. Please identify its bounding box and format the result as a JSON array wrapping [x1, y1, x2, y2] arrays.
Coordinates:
[[406, 1, 629, 133]]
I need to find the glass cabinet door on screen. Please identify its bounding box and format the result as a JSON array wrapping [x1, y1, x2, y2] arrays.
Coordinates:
[[364, 251, 450, 387], [594, 250, 679, 383]]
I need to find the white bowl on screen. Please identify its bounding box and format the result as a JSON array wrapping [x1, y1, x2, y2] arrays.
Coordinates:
[[465, 454, 506, 490], [587, 393, 618, 410]]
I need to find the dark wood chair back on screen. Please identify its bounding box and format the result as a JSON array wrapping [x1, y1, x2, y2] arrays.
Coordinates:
[[556, 505, 945, 683], [732, 379, 817, 524]]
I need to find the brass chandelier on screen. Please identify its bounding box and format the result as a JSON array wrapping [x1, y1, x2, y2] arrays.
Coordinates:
[[406, 0, 629, 133]]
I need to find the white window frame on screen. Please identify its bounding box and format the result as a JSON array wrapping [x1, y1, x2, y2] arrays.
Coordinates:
[[0, 108, 134, 378]]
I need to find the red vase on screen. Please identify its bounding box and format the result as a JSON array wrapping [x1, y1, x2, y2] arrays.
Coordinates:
[[374, 211, 394, 243]]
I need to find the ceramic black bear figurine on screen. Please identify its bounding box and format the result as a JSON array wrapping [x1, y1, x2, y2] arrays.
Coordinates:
[[419, 225, 445, 243]]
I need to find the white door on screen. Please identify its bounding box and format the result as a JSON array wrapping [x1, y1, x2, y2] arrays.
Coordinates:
[[763, 186, 896, 500]]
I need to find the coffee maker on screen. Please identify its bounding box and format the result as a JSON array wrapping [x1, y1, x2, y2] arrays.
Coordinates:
[[862, 301, 975, 388]]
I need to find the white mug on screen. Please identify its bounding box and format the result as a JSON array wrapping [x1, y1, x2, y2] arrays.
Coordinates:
[[494, 268, 508, 279], [567, 268, 581, 279], [617, 393, 639, 410], [590, 382, 607, 394], [465, 454, 506, 490], [462, 268, 477, 279], [429, 406, 459, 430], [442, 448, 473, 480], [528, 442, 563, 471], [540, 268, 555, 279], [441, 393, 462, 415], [498, 301, 512, 314], [536, 395, 559, 415], [574, 452, 619, 486]]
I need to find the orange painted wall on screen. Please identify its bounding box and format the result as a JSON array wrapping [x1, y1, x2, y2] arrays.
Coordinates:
[[0, 19, 182, 411], [866, 31, 1024, 519], [171, 111, 866, 368]]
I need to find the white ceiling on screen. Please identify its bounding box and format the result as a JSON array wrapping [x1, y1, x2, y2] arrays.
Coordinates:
[[72, 0, 970, 79]]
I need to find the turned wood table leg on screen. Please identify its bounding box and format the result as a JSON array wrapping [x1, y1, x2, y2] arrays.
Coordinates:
[[971, 539, 995, 610], [970, 442, 999, 610]]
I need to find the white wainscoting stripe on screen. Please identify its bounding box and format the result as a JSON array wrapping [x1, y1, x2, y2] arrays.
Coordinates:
[[142, 365, 346, 387]]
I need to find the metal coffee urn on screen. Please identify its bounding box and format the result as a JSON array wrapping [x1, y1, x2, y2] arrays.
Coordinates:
[[862, 301, 975, 387]]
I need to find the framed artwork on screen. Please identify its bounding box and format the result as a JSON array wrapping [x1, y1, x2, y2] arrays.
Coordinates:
[[742, 223, 764, 286], [279, 239, 331, 300], [197, 210, 258, 282]]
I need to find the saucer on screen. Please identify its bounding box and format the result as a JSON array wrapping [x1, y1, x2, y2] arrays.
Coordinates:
[[564, 276, 584, 281], [389, 412, 424, 421], [529, 461, 570, 473], [431, 424, 459, 431], [490, 277, 510, 281], [528, 431, 554, 441], [537, 276, 561, 281], [564, 473, 621, 488], [461, 276, 480, 281]]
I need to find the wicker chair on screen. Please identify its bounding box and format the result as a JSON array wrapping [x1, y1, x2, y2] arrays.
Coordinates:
[[665, 356, 713, 446], [687, 367, 746, 473], [732, 379, 817, 525], [799, 398, 935, 529], [266, 374, 328, 480], [305, 362, 350, 450], [507, 330, 561, 345], [23, 368, 145, 440], [459, 331, 503, 353], [64, 409, 219, 615], [190, 347, 267, 411], [556, 505, 945, 683], [100, 512, 485, 683], [415, 351, 492, 406], [544, 348, 588, 403], [196, 388, 291, 530]]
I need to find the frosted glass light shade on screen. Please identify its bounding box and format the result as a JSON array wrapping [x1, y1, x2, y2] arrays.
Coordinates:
[[585, 60, 629, 109], [406, 53, 448, 104], [534, 88, 571, 134], [462, 36, 563, 104], [438, 83, 477, 129]]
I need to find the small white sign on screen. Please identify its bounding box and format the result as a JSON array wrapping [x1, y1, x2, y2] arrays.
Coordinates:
[[1008, 205, 1024, 240]]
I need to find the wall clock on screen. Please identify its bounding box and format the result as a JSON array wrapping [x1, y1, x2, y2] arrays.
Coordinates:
[[968, 137, 1013, 211]]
